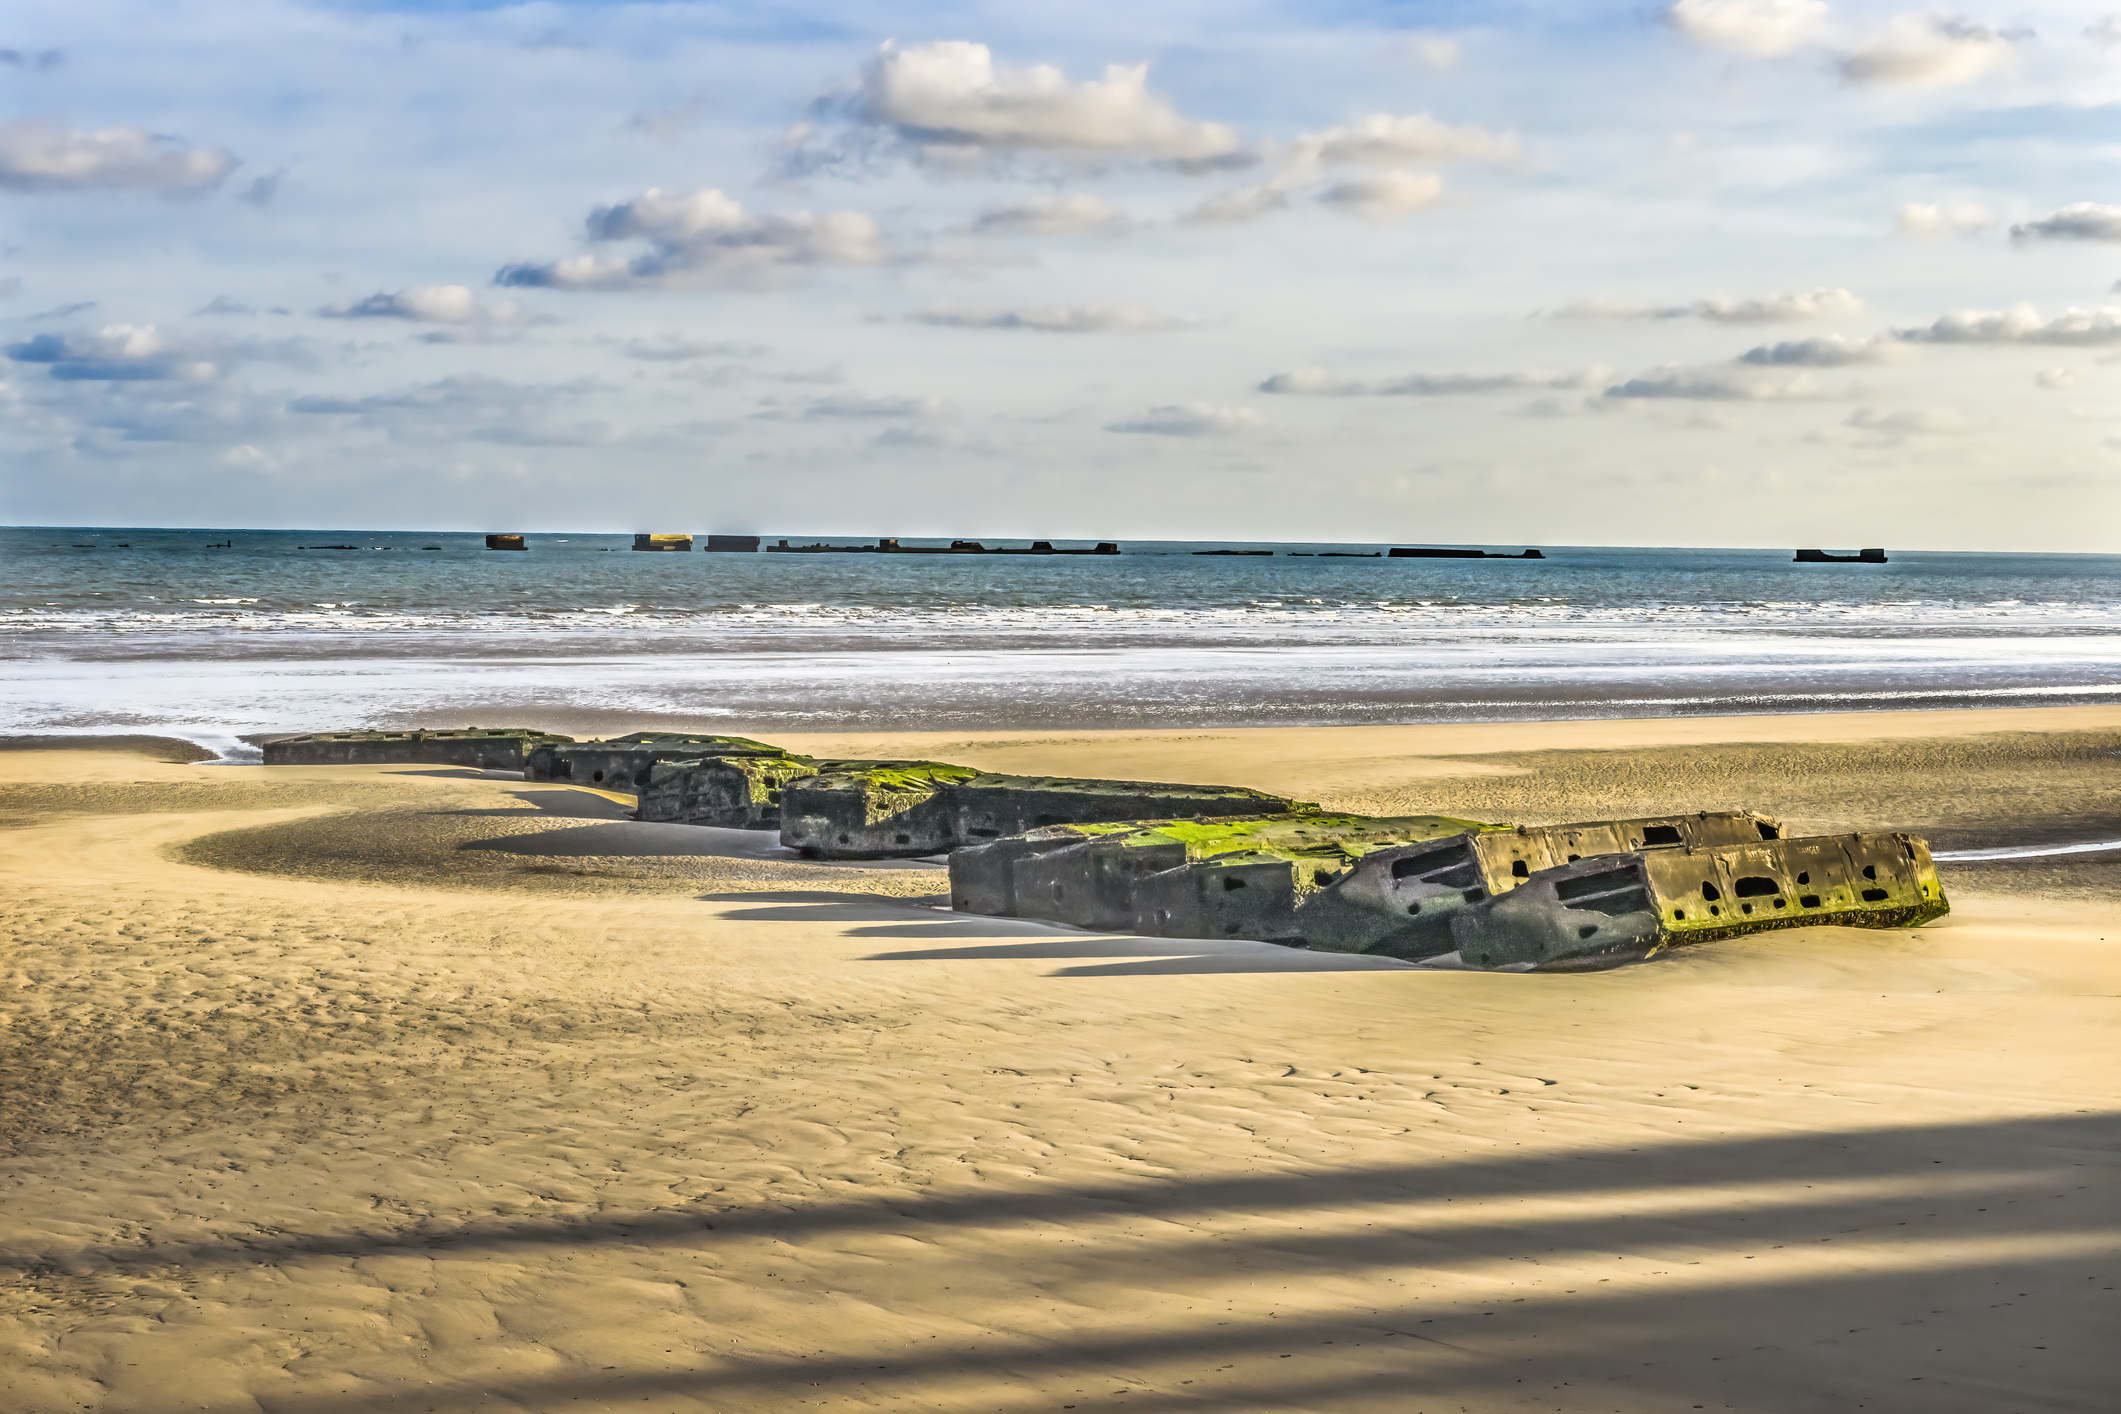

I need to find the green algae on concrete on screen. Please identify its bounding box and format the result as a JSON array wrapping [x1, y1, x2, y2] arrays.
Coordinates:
[[950, 775, 1299, 846], [780, 762, 985, 858], [524, 733, 786, 789], [262, 728, 573, 772], [1294, 810, 1785, 960], [1451, 831, 1949, 970]]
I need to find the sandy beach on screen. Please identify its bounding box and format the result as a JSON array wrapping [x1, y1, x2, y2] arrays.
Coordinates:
[[1, 705, 2115, 1413]]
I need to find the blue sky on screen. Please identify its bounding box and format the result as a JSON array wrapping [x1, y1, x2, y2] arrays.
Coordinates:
[[2, 0, 2118, 546]]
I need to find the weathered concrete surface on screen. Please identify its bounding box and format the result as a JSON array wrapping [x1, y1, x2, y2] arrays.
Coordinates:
[[788, 771, 1300, 860], [979, 814, 1483, 932], [636, 753, 863, 830], [523, 734, 782, 789], [1295, 810, 1784, 960], [780, 763, 985, 858], [1451, 831, 1949, 971], [262, 728, 572, 771]]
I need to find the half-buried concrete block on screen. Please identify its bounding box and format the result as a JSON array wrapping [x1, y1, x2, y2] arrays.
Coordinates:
[[636, 752, 876, 830], [1450, 831, 1948, 970], [262, 728, 572, 771], [780, 763, 985, 858], [949, 776, 1299, 846], [524, 733, 784, 790], [1294, 810, 1785, 959]]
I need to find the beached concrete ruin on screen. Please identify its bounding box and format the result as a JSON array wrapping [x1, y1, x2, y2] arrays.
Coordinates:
[[262, 728, 572, 771], [1452, 831, 1948, 970], [523, 733, 782, 791], [636, 752, 880, 830]]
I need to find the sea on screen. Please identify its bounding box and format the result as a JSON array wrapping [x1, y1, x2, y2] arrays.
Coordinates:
[[4, 527, 2117, 760]]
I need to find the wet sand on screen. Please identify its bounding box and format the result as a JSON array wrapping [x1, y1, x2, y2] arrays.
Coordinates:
[[1, 706, 2116, 1413]]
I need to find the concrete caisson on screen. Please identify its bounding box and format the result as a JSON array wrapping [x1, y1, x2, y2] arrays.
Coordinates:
[[261, 728, 573, 771], [523, 733, 783, 789]]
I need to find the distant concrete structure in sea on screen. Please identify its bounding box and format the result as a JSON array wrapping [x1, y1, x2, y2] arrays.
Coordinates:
[[633, 533, 693, 551], [483, 533, 527, 551], [1795, 548, 1887, 563]]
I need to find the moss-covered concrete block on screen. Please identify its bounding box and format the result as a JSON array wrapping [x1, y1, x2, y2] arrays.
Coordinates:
[[1451, 831, 1949, 970], [1296, 810, 1784, 959], [950, 776, 1298, 845], [636, 752, 855, 829], [262, 728, 573, 772], [524, 733, 783, 788], [779, 762, 985, 858]]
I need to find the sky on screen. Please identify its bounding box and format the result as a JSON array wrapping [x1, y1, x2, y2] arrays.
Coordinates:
[[1, 0, 2119, 548]]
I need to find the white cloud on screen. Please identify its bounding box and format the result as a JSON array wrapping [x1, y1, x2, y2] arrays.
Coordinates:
[[2035, 367, 2076, 389], [1737, 334, 1905, 365], [1404, 33, 1463, 71], [1604, 365, 1825, 399], [0, 120, 236, 193], [1316, 170, 1443, 220], [846, 40, 1242, 166], [903, 302, 1190, 332], [1179, 178, 1299, 226], [496, 188, 891, 290], [1260, 367, 1602, 395], [2010, 203, 2121, 243], [1846, 406, 1970, 435], [2088, 16, 2121, 47], [968, 192, 1125, 236], [753, 392, 944, 420], [318, 285, 530, 325], [1105, 402, 1266, 435], [4, 324, 217, 380], [1839, 16, 2019, 89], [1897, 202, 1995, 237], [1664, 0, 1829, 58], [1898, 304, 2121, 345], [1552, 288, 1863, 323], [618, 336, 764, 361], [1292, 113, 1519, 167]]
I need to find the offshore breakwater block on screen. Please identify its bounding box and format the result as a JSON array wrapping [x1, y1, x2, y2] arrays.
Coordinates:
[[780, 763, 984, 858], [635, 752, 881, 829], [1451, 831, 1949, 971], [1117, 815, 1509, 942], [523, 733, 783, 787], [1296, 810, 1786, 959], [1000, 813, 1484, 932], [950, 775, 1298, 845], [262, 728, 573, 771]]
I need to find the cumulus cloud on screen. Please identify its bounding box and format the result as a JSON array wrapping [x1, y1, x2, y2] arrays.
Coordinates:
[[1551, 288, 1863, 323], [1105, 402, 1266, 435], [1846, 406, 1970, 435], [968, 192, 1126, 236], [319, 285, 530, 325], [1897, 202, 1995, 237], [2035, 367, 2077, 389], [2010, 203, 2121, 243], [1260, 367, 1602, 395], [1316, 170, 1443, 220], [840, 40, 1242, 168], [1838, 15, 2020, 88], [2088, 16, 2121, 46], [1897, 304, 2121, 345], [496, 188, 891, 290], [1603, 365, 1824, 400], [1664, 0, 1829, 57], [1737, 334, 1905, 366], [1291, 113, 1519, 167], [902, 302, 1189, 332], [0, 120, 236, 193], [1178, 178, 1299, 226], [5, 324, 217, 380]]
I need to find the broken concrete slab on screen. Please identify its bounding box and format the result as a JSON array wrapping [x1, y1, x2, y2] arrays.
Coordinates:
[[1450, 831, 1949, 970], [635, 752, 870, 830], [262, 728, 573, 771], [1295, 810, 1785, 959], [523, 733, 783, 789]]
